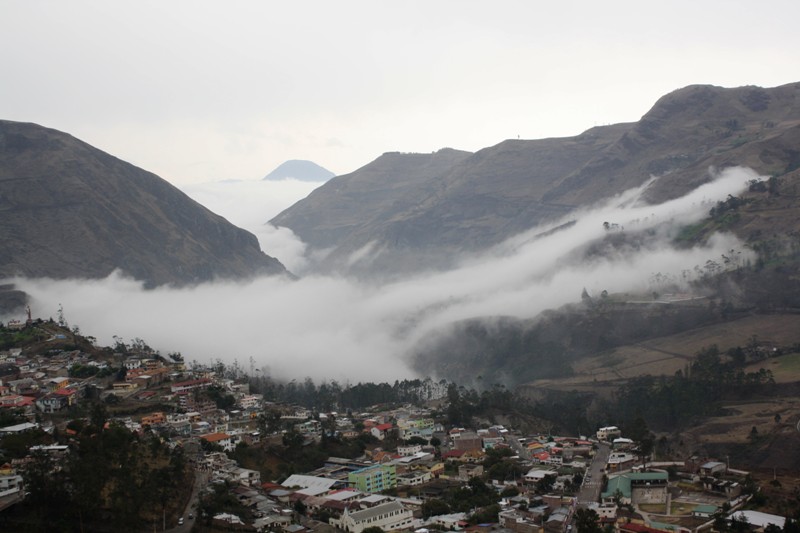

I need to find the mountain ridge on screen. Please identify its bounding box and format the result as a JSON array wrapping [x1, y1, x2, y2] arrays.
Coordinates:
[[272, 82, 800, 276], [0, 120, 287, 295]]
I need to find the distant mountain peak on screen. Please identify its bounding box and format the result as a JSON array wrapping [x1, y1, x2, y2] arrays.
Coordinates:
[[263, 160, 335, 182]]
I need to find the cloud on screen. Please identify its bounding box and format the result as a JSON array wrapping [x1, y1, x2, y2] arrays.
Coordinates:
[[3, 167, 758, 383], [179, 178, 322, 272]]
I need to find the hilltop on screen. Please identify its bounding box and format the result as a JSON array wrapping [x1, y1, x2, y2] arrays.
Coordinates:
[[0, 120, 287, 303]]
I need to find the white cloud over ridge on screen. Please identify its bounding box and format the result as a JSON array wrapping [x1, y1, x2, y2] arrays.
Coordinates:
[[3, 168, 759, 383]]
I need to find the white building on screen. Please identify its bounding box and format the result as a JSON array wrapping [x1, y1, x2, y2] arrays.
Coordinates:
[[597, 426, 621, 441], [730, 510, 785, 529], [332, 500, 413, 533], [238, 394, 263, 410], [397, 444, 422, 457]]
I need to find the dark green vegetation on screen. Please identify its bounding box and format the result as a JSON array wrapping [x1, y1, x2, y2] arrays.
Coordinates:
[[531, 343, 779, 435], [249, 374, 448, 411], [0, 405, 192, 532], [0, 120, 286, 299]]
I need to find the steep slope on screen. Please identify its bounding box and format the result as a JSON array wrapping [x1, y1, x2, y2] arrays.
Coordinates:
[[271, 148, 473, 273], [0, 120, 287, 288], [272, 82, 800, 275], [411, 167, 800, 387]]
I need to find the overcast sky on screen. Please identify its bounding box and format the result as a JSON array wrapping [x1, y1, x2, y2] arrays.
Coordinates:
[[3, 0, 799, 185]]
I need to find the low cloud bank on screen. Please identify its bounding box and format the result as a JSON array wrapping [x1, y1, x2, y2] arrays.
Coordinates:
[[4, 168, 759, 383]]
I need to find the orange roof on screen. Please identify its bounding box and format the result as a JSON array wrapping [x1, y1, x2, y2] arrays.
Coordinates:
[[201, 432, 231, 443]]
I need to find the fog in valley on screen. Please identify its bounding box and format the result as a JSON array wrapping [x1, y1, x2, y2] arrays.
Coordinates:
[[2, 167, 759, 384]]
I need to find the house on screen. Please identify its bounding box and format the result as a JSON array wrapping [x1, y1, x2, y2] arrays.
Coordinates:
[[397, 444, 422, 457], [36, 388, 78, 413], [597, 426, 621, 441], [701, 478, 742, 499], [331, 500, 413, 533], [238, 394, 262, 409], [458, 464, 484, 481], [141, 412, 166, 426], [370, 423, 394, 440], [499, 509, 543, 533], [234, 467, 261, 487], [612, 437, 635, 450], [396, 470, 431, 487], [0, 473, 23, 496], [699, 461, 727, 476], [441, 449, 466, 461], [452, 431, 483, 452], [170, 378, 212, 394], [397, 417, 435, 441], [0, 394, 35, 409], [692, 504, 718, 518], [524, 468, 558, 485], [200, 432, 236, 452], [601, 472, 669, 505], [607, 452, 636, 471]]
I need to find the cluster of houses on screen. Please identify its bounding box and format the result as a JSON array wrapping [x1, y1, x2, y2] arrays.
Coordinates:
[[0, 347, 106, 413], [0, 340, 791, 533]]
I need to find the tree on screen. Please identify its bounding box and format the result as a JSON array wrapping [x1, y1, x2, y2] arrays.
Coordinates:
[[422, 498, 451, 518], [294, 499, 307, 516], [501, 485, 519, 498], [626, 416, 654, 470], [575, 508, 602, 533]]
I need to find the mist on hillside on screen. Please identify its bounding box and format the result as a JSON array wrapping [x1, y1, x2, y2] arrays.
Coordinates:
[[180, 178, 324, 273], [3, 168, 759, 383]]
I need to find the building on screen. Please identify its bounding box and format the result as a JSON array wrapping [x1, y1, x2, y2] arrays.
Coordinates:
[[282, 475, 340, 493], [170, 378, 212, 394], [201, 432, 236, 452], [348, 464, 397, 493], [729, 510, 786, 530], [397, 444, 422, 457], [370, 423, 394, 440], [601, 472, 668, 505], [332, 500, 413, 533], [699, 461, 727, 476], [397, 418, 435, 441], [459, 464, 484, 481], [597, 426, 622, 441], [452, 431, 483, 452], [141, 412, 166, 426]]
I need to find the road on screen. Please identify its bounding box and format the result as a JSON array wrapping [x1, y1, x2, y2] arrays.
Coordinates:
[[165, 467, 208, 532], [577, 441, 610, 505], [505, 434, 532, 461]]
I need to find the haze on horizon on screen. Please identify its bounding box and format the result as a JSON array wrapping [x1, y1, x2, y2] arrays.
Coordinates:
[[2, 1, 799, 186], [4, 168, 760, 384]]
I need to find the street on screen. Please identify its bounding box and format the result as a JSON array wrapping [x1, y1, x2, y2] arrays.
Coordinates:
[[577, 441, 610, 505]]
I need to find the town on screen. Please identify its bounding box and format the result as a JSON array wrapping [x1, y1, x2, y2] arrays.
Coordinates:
[[0, 317, 792, 532]]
